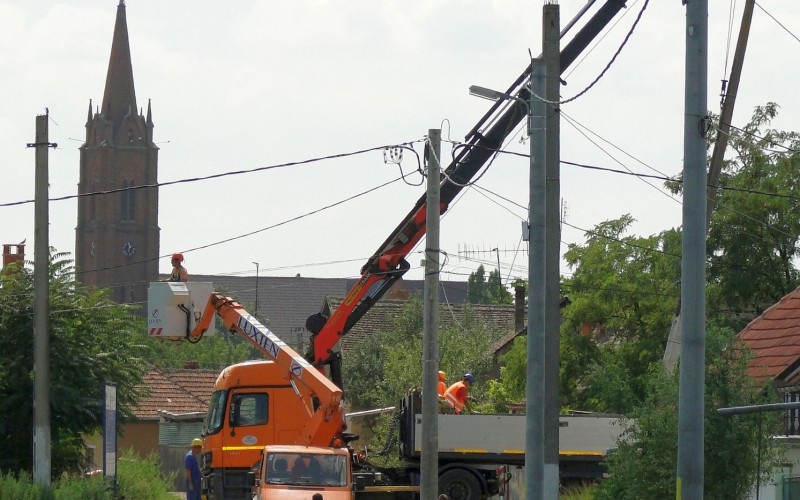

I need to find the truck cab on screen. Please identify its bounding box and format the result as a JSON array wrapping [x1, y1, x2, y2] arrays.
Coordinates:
[[252, 445, 354, 500]]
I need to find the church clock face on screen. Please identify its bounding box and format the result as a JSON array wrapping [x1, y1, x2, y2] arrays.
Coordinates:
[[122, 241, 136, 258]]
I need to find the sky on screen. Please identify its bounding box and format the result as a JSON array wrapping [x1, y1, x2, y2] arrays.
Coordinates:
[[2, 0, 800, 285]]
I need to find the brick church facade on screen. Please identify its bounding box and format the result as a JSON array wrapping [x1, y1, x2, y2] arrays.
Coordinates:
[[75, 0, 159, 304]]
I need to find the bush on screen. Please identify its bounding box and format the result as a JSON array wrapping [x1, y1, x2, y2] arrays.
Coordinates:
[[54, 474, 107, 500], [0, 471, 50, 500], [0, 451, 175, 500], [116, 450, 176, 500]]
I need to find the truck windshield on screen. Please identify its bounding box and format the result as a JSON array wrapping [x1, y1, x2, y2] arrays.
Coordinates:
[[264, 452, 347, 487], [204, 390, 226, 435]]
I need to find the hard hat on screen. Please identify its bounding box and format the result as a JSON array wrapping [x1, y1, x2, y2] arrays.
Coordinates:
[[191, 438, 203, 447], [438, 371, 446, 381], [463, 373, 475, 384], [172, 252, 184, 262]]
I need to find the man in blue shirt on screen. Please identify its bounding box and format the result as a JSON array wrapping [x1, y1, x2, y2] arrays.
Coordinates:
[[185, 438, 202, 500]]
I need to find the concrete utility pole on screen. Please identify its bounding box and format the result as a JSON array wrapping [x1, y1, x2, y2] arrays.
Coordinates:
[[28, 111, 56, 485], [663, 0, 754, 372], [420, 128, 441, 499], [542, 4, 561, 498], [526, 58, 546, 500], [677, 0, 708, 498]]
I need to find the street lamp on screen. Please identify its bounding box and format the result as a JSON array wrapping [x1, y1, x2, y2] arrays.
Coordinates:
[[492, 247, 501, 285], [468, 86, 530, 133], [252, 261, 260, 316], [471, 58, 545, 498]]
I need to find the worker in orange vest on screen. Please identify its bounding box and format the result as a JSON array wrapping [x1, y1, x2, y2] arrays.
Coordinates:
[[437, 371, 448, 397], [444, 373, 474, 414]]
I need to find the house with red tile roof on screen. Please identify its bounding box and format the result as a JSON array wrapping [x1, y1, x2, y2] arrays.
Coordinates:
[[83, 366, 218, 489], [737, 286, 800, 493], [737, 287, 800, 383]]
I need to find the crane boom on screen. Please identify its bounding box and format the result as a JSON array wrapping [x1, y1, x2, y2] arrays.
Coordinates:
[[307, 0, 629, 375], [191, 292, 345, 446]]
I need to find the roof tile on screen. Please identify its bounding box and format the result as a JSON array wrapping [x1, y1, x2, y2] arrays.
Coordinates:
[[738, 286, 800, 382]]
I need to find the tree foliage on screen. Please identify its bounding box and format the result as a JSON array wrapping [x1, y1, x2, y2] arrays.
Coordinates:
[[0, 250, 147, 477], [342, 294, 501, 411], [666, 103, 800, 324], [561, 215, 681, 412], [466, 265, 512, 305], [595, 325, 779, 499]]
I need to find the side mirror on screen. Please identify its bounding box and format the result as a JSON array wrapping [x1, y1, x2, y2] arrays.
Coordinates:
[[247, 471, 257, 487], [353, 476, 366, 492]]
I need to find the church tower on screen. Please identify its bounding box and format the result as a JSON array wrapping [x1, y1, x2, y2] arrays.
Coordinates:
[[76, 0, 159, 304]]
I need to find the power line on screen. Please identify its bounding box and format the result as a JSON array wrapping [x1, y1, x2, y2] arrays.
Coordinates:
[[754, 1, 800, 45], [0, 141, 423, 208]]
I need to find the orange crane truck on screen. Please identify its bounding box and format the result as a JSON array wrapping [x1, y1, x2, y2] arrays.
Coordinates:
[[147, 3, 628, 498]]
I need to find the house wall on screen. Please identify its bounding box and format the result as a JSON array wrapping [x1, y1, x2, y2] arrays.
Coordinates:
[[83, 421, 159, 469], [161, 444, 191, 492]]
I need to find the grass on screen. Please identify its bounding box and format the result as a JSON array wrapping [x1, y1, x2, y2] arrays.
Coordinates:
[[0, 450, 176, 500]]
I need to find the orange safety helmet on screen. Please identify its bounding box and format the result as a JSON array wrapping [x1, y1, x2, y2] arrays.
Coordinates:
[[438, 371, 446, 382], [171, 252, 184, 262]]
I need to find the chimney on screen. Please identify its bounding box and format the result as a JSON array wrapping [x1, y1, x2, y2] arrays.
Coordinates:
[[514, 283, 526, 333], [2, 243, 25, 270], [387, 280, 410, 301]]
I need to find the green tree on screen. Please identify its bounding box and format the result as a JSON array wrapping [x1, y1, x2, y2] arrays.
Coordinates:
[[594, 325, 779, 499], [561, 216, 680, 411], [707, 103, 800, 322], [467, 265, 511, 305], [342, 295, 500, 411], [0, 250, 147, 477], [665, 103, 800, 324]]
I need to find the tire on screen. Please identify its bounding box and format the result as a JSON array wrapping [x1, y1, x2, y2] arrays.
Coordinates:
[[438, 468, 481, 500]]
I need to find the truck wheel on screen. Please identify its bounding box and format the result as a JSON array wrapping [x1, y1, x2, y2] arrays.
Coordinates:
[[439, 469, 481, 500]]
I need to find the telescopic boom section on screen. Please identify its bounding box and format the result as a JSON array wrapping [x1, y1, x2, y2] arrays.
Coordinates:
[[307, 0, 627, 368], [192, 293, 345, 446]]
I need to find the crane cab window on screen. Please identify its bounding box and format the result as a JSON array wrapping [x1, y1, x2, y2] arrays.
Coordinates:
[[231, 393, 268, 427], [204, 390, 227, 435]]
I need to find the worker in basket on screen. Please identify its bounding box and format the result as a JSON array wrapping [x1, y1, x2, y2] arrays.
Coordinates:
[[444, 373, 475, 414], [170, 252, 189, 282]]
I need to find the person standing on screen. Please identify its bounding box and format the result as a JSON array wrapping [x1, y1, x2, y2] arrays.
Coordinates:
[[185, 438, 202, 500], [444, 373, 475, 414], [437, 371, 448, 397], [170, 252, 189, 282]]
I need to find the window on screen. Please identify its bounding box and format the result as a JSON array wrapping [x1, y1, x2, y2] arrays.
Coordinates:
[[230, 393, 268, 427], [264, 452, 347, 487], [120, 179, 136, 222], [204, 390, 227, 435], [90, 181, 97, 221], [785, 392, 800, 435]]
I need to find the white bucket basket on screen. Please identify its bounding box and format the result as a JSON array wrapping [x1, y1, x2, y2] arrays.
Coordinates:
[[147, 282, 215, 339]]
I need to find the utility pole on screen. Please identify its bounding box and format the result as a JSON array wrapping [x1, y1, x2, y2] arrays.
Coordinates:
[[253, 261, 260, 315], [663, 0, 754, 372], [421, 128, 441, 499], [28, 111, 56, 486], [677, 0, 707, 498], [526, 58, 546, 500], [543, 4, 561, 498]]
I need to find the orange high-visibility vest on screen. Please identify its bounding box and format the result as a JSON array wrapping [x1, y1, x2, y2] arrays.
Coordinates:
[[444, 381, 467, 414], [438, 381, 447, 396]]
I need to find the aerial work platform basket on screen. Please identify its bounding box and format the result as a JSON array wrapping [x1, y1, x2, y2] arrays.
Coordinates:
[[147, 282, 215, 340]]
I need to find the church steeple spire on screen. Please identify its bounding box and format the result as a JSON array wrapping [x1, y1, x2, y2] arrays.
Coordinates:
[[101, 0, 137, 130]]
